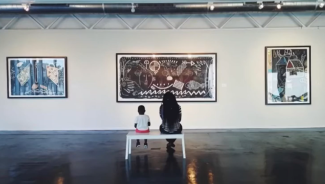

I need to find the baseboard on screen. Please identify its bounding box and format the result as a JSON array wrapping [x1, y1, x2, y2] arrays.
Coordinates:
[[0, 127, 324, 135]]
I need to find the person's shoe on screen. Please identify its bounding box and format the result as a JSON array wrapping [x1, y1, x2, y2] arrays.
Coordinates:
[[166, 146, 175, 154], [167, 143, 175, 148], [144, 142, 148, 148], [136, 141, 140, 147], [167, 143, 171, 148]]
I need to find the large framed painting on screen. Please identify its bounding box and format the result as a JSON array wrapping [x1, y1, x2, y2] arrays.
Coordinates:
[[116, 53, 217, 102], [265, 46, 311, 105], [7, 57, 68, 98]]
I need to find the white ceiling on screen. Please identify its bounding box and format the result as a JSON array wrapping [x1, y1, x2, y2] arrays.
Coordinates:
[[0, 0, 319, 4]]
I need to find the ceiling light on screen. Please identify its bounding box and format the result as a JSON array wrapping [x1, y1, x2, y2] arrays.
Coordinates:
[[320, 2, 325, 8], [258, 3, 264, 9], [277, 3, 282, 9], [22, 4, 29, 11], [131, 3, 135, 13]]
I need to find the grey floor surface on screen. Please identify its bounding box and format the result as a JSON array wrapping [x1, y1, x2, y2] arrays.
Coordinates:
[[0, 131, 324, 184]]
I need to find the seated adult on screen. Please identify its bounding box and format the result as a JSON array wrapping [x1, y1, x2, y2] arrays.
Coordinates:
[[159, 92, 182, 149]]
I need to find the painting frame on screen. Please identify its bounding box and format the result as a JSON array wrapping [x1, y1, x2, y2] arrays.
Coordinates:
[[116, 53, 217, 103], [264, 46, 311, 105], [7, 56, 68, 99]]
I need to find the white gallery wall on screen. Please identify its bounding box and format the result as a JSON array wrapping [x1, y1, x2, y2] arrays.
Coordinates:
[[0, 28, 324, 130]]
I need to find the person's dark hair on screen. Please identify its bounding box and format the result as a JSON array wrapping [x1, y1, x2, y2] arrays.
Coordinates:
[[138, 105, 145, 115], [162, 92, 179, 129]]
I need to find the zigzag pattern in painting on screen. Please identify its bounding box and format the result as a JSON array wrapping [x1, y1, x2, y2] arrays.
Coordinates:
[[138, 90, 206, 96]]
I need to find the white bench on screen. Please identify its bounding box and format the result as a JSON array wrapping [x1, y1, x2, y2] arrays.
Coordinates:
[[125, 131, 186, 159]]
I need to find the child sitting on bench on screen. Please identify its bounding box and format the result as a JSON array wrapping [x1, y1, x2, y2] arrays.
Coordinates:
[[134, 105, 151, 148]]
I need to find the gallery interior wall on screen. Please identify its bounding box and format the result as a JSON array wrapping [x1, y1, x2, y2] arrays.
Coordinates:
[[0, 28, 324, 130]]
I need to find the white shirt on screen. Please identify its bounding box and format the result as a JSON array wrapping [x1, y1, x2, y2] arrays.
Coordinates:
[[134, 115, 150, 131]]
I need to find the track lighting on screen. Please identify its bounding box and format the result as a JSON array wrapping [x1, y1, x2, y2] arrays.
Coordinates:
[[131, 3, 135, 13], [207, 2, 215, 11], [1, 2, 325, 14], [320, 2, 325, 8], [258, 3, 264, 9], [22, 4, 30, 11], [277, 3, 282, 9]]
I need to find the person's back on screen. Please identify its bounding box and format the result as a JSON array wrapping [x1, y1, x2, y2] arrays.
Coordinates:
[[159, 92, 183, 151], [135, 114, 150, 132], [160, 104, 182, 133]]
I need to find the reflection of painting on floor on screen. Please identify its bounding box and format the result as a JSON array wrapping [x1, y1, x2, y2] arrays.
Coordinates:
[[7, 57, 67, 98], [117, 53, 217, 102], [265, 46, 311, 105]]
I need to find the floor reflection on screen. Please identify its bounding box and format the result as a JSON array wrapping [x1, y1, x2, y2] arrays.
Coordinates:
[[187, 158, 197, 184], [1, 132, 324, 184], [125, 151, 186, 184], [124, 150, 221, 184], [9, 156, 71, 184], [265, 149, 312, 184], [186, 152, 221, 184]]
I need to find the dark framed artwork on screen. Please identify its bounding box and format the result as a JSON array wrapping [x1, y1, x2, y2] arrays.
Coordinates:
[[265, 46, 311, 105], [7, 57, 68, 98], [116, 53, 217, 102]]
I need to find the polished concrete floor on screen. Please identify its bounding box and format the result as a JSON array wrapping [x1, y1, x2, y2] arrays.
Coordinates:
[[0, 131, 325, 184]]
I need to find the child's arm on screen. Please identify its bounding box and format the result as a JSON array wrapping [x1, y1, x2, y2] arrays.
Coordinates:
[[134, 117, 138, 128]]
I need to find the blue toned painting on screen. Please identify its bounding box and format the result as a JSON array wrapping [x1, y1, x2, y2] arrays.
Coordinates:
[[7, 58, 67, 98]]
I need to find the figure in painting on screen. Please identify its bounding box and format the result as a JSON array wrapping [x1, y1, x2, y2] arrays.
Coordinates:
[[268, 48, 309, 103]]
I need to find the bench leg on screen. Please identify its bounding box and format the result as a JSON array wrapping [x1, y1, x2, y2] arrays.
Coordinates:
[[125, 137, 129, 160], [182, 159, 186, 179], [182, 137, 186, 159], [128, 138, 132, 154]]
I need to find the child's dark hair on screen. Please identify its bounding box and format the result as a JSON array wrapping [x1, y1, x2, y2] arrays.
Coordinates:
[[138, 105, 145, 114]]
